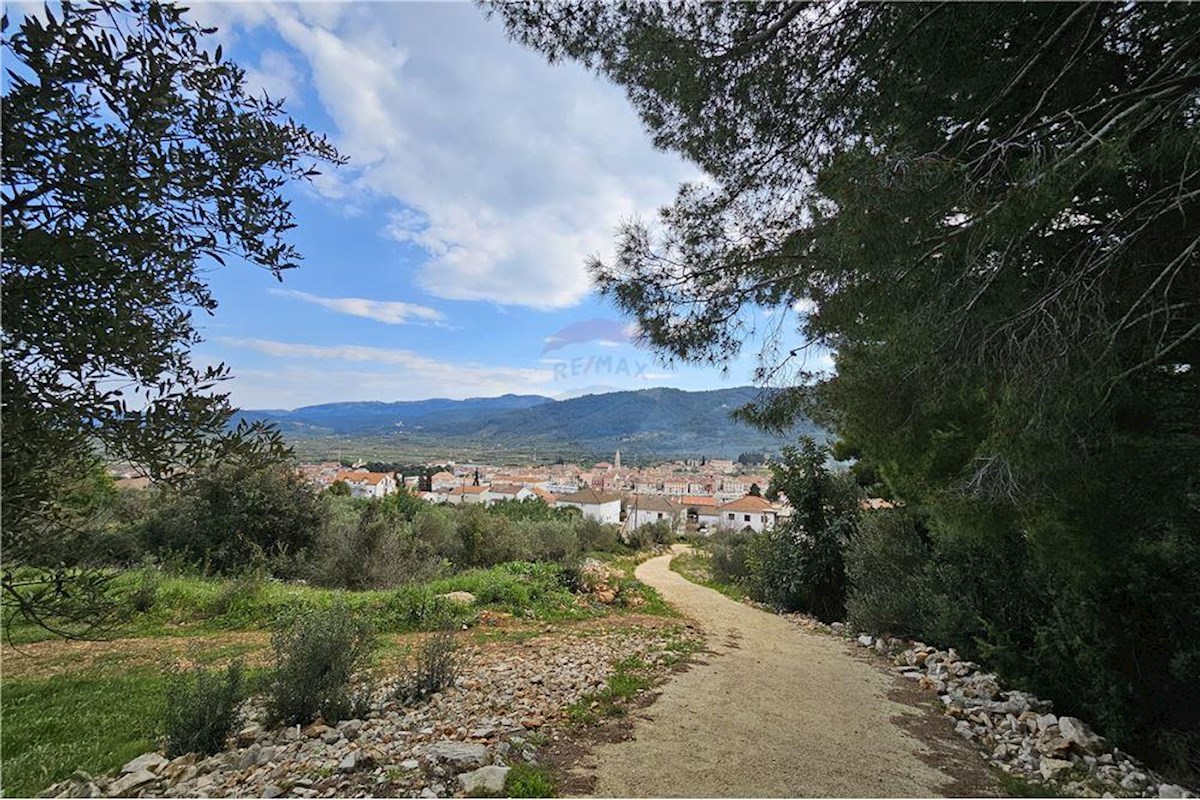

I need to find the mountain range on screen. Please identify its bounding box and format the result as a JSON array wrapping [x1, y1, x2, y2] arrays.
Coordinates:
[[237, 386, 823, 459]]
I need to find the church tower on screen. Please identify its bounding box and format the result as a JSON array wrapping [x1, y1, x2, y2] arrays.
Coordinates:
[[614, 449, 621, 470]]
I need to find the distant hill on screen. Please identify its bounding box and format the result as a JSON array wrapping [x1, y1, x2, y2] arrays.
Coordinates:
[[238, 386, 823, 459]]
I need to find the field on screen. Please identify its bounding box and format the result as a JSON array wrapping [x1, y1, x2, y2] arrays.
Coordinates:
[[1, 554, 675, 798]]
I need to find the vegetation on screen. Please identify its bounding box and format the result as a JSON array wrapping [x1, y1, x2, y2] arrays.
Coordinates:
[[3, 671, 163, 799], [565, 654, 655, 725], [504, 763, 557, 798], [162, 661, 247, 758], [495, 3, 1200, 781], [1, 0, 342, 636], [264, 604, 376, 727], [394, 629, 460, 705]]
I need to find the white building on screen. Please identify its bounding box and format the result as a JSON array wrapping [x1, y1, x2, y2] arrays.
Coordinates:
[[446, 485, 488, 505], [625, 495, 680, 532], [717, 495, 777, 532], [430, 471, 459, 491], [334, 470, 397, 499], [556, 487, 622, 525], [484, 483, 535, 505]]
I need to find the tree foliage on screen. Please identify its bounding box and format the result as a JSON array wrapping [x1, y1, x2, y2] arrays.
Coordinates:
[[494, 1, 1200, 779], [1, 1, 342, 631]]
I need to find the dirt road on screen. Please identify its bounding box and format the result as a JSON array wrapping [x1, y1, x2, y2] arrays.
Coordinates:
[[571, 549, 999, 797]]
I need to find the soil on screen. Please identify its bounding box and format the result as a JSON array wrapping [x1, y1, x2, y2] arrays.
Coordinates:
[[566, 548, 1003, 797]]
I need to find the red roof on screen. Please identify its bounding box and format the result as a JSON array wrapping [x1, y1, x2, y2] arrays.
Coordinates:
[[719, 495, 776, 513]]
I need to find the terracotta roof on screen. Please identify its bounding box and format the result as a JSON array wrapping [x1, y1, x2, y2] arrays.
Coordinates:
[[531, 486, 557, 503], [488, 483, 524, 495], [557, 487, 621, 505], [680, 495, 719, 507], [449, 485, 487, 495], [719, 495, 776, 513], [629, 495, 679, 513]]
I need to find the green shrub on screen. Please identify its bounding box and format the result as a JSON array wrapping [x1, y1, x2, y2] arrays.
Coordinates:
[[626, 520, 672, 549], [844, 510, 930, 635], [162, 660, 245, 757], [576, 518, 618, 552], [394, 629, 459, 704], [205, 572, 264, 625], [708, 529, 754, 585], [265, 603, 376, 726], [387, 585, 454, 628], [125, 568, 161, 614], [504, 763, 555, 797]]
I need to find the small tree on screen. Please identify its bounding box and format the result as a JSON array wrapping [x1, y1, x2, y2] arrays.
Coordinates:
[[2, 1, 343, 633]]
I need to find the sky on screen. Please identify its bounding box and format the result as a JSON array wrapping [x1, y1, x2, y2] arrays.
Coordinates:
[[52, 2, 833, 409]]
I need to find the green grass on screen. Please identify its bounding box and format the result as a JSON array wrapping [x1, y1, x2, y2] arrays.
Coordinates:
[[2, 671, 164, 798], [504, 763, 556, 797], [565, 654, 655, 725], [994, 769, 1069, 798], [2, 561, 618, 645], [668, 550, 745, 602]]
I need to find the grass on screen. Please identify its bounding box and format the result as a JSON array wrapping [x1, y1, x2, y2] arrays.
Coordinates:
[[504, 763, 556, 797], [2, 671, 164, 798], [565, 654, 655, 725], [1, 561, 626, 645], [668, 549, 746, 602], [994, 769, 1069, 798]]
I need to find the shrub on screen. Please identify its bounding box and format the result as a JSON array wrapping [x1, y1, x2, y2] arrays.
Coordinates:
[[265, 603, 376, 726], [708, 529, 754, 585], [162, 660, 245, 757], [394, 629, 459, 704], [205, 572, 264, 624], [310, 504, 410, 590], [504, 763, 555, 798], [627, 520, 672, 549], [843, 510, 930, 635], [125, 567, 161, 614], [576, 517, 618, 552], [386, 584, 455, 629]]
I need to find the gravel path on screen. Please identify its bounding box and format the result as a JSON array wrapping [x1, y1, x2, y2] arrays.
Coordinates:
[[572, 549, 999, 798]]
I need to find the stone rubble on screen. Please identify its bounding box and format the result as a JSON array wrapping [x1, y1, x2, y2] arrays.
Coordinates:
[[41, 625, 689, 799], [781, 612, 1196, 799]]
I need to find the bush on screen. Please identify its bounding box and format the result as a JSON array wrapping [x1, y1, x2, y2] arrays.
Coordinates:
[[125, 567, 161, 614], [843, 510, 930, 635], [265, 603, 376, 726], [576, 517, 618, 552], [162, 660, 245, 757], [504, 763, 555, 798], [309, 504, 410, 590], [708, 529, 754, 585], [627, 520, 672, 549], [394, 629, 459, 704], [141, 462, 328, 575], [386, 584, 455, 629], [205, 572, 265, 625]]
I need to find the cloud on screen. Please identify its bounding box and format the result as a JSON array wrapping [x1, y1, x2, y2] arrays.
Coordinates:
[[224, 4, 698, 309], [216, 337, 552, 400], [268, 288, 445, 325], [241, 49, 303, 104]]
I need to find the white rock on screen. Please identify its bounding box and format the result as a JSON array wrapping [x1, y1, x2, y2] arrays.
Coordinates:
[[1059, 716, 1106, 754], [108, 769, 157, 796], [857, 634, 874, 647], [1159, 785, 1191, 798], [424, 741, 489, 770], [1040, 757, 1074, 780], [121, 753, 167, 775], [438, 591, 476, 606], [457, 765, 510, 796]]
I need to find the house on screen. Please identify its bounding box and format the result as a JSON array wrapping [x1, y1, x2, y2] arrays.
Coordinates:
[[446, 485, 488, 505], [662, 478, 688, 496], [680, 495, 720, 529], [430, 470, 459, 491], [625, 494, 680, 532], [531, 486, 558, 505], [556, 487, 622, 525], [717, 494, 777, 532], [484, 483, 535, 505], [334, 470, 397, 499]]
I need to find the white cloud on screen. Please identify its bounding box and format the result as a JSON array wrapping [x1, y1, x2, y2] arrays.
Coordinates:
[[268, 288, 445, 325], [223, 3, 698, 309], [215, 337, 555, 406], [241, 49, 303, 104]]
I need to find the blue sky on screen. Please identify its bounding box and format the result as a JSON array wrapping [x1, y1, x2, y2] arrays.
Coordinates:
[[159, 3, 828, 409]]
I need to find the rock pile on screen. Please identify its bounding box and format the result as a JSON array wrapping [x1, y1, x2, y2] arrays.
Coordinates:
[[41, 625, 687, 799], [784, 613, 1193, 799]]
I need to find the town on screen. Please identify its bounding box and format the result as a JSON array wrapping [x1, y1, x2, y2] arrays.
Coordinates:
[[297, 451, 789, 535]]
